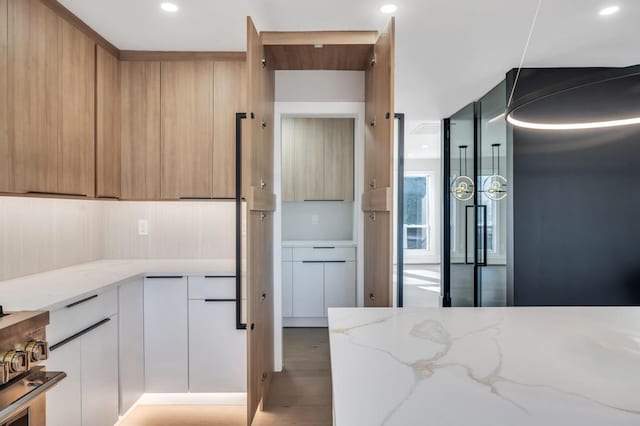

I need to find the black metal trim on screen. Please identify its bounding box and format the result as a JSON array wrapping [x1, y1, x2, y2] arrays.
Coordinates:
[[473, 102, 480, 308], [442, 118, 452, 307], [236, 112, 248, 330], [464, 205, 474, 265], [27, 191, 87, 197], [65, 294, 98, 309], [394, 113, 405, 308], [204, 299, 237, 303], [50, 318, 111, 352], [146, 276, 184, 279]]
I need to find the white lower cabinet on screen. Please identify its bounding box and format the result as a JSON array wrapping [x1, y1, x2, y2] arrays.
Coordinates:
[[292, 262, 325, 317], [188, 300, 246, 392], [118, 279, 145, 414], [46, 337, 82, 426], [81, 317, 119, 426], [144, 276, 189, 392], [282, 261, 293, 317], [324, 262, 356, 315]]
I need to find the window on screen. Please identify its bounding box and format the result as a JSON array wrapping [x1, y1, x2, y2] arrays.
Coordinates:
[[403, 174, 430, 251]]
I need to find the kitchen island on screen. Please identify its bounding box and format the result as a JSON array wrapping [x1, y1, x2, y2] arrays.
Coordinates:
[[328, 307, 640, 426]]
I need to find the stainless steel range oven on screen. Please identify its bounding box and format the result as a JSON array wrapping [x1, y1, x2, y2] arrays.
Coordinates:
[[0, 310, 65, 426]]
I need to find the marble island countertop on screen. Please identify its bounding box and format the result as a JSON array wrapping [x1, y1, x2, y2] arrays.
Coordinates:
[[0, 259, 236, 311], [328, 307, 640, 426]]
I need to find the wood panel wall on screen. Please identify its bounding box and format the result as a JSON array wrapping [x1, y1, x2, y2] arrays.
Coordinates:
[[363, 18, 395, 308]]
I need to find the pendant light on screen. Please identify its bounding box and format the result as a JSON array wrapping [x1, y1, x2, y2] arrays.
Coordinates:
[[451, 145, 474, 201], [483, 143, 507, 201]]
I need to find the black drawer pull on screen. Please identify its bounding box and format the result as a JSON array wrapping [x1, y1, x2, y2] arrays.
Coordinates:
[[313, 246, 335, 249], [302, 260, 347, 264], [50, 318, 111, 352], [27, 191, 87, 197], [146, 276, 184, 279], [204, 299, 236, 303], [204, 275, 236, 279], [65, 294, 98, 309]]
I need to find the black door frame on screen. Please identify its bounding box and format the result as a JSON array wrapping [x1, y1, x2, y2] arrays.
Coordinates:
[[395, 113, 405, 307], [442, 104, 481, 307]]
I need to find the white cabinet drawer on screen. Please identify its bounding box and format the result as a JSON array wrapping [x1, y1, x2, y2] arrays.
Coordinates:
[[188, 276, 236, 300], [292, 246, 355, 262], [282, 247, 293, 262], [48, 287, 118, 346]]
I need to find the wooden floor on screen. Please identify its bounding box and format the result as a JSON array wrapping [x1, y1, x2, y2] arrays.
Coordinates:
[[119, 328, 332, 426]]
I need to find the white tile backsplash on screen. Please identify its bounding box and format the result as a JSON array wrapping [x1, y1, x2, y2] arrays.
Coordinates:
[[0, 197, 237, 281]]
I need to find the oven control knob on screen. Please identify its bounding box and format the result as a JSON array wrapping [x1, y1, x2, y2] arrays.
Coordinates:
[[25, 341, 49, 363], [2, 350, 27, 374]]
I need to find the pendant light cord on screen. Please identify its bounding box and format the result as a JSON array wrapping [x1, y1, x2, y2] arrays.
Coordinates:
[[507, 0, 543, 109]]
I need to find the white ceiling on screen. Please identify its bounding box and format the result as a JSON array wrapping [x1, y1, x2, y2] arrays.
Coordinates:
[[59, 0, 640, 121]]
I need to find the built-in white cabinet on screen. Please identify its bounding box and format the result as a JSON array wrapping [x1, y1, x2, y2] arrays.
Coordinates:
[[81, 318, 119, 426], [292, 262, 325, 317], [144, 276, 189, 392], [45, 288, 119, 426], [118, 279, 145, 414], [323, 262, 357, 315], [45, 337, 82, 426], [284, 246, 357, 323]]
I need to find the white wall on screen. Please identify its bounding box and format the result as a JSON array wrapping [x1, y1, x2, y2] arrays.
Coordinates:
[[282, 202, 354, 241], [0, 197, 104, 281], [0, 197, 236, 281]]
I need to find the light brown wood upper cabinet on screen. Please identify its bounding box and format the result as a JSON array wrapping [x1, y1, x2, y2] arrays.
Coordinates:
[[9, 0, 59, 194], [161, 61, 214, 199], [96, 46, 121, 199], [8, 0, 95, 197], [0, 0, 8, 193], [282, 117, 354, 202], [58, 17, 95, 197], [212, 61, 246, 198], [120, 61, 161, 200]]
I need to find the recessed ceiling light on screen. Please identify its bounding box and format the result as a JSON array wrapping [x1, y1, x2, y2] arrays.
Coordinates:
[[160, 2, 179, 12], [599, 5, 620, 16], [380, 4, 398, 14]]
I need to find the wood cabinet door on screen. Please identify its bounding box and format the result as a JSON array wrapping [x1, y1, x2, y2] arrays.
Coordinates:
[[58, 17, 95, 197], [213, 60, 246, 198], [0, 0, 8, 192], [324, 118, 354, 201], [96, 46, 121, 199], [294, 118, 324, 201], [246, 16, 276, 425], [9, 0, 59, 194], [363, 18, 395, 308], [161, 60, 213, 199], [121, 61, 161, 199]]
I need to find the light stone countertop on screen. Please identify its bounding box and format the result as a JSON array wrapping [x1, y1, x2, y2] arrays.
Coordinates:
[[0, 259, 236, 311], [282, 240, 357, 248], [328, 307, 640, 426]]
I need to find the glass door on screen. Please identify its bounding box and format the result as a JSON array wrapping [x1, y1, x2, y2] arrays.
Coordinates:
[[446, 103, 477, 306], [478, 81, 508, 306]]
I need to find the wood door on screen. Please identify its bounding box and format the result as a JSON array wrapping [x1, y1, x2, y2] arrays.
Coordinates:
[[121, 61, 161, 199], [96, 46, 121, 199], [294, 118, 324, 201], [324, 118, 354, 201], [213, 60, 246, 198], [58, 17, 95, 197], [161, 60, 213, 199], [363, 18, 395, 307], [0, 0, 8, 192], [246, 16, 276, 425], [9, 0, 59, 194]]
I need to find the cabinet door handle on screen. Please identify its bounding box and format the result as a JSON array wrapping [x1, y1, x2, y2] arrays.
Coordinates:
[[65, 294, 98, 309], [146, 276, 184, 279], [204, 299, 236, 303], [27, 191, 87, 197], [313, 246, 335, 249], [50, 318, 111, 352]]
